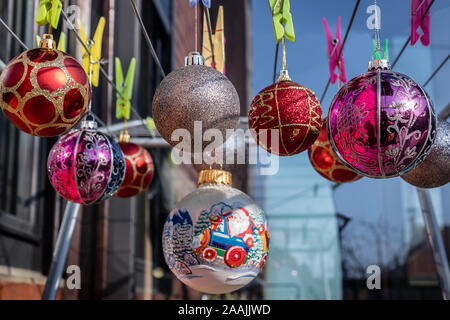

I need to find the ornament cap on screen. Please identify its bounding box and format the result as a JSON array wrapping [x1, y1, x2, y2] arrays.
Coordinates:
[[368, 59, 390, 71], [81, 119, 98, 130], [119, 130, 130, 143], [39, 34, 57, 50], [277, 69, 291, 82], [185, 52, 205, 66], [198, 169, 232, 186]]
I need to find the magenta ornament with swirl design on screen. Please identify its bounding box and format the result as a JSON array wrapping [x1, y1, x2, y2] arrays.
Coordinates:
[[327, 59, 436, 178], [47, 119, 126, 204]]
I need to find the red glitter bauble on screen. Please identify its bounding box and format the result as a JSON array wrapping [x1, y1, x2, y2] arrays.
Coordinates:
[[248, 79, 323, 156], [308, 120, 361, 183], [0, 48, 90, 137], [115, 142, 154, 198]]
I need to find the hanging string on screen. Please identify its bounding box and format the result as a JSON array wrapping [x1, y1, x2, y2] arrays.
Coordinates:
[[194, 4, 198, 52], [48, 0, 55, 34], [204, 7, 216, 67], [282, 37, 286, 71], [374, 0, 380, 51]]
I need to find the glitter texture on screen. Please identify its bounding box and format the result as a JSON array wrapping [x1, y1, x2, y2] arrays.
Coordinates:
[[248, 80, 323, 156], [115, 142, 154, 198], [328, 70, 436, 178], [401, 119, 450, 188], [152, 65, 240, 151], [308, 120, 361, 183], [0, 48, 90, 137], [47, 129, 125, 204]]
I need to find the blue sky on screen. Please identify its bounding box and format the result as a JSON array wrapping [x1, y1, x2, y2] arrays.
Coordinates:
[[251, 0, 450, 273]]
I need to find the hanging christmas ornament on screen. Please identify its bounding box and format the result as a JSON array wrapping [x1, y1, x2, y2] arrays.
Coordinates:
[[248, 39, 322, 156], [114, 132, 154, 198], [163, 169, 270, 294], [152, 52, 240, 151], [0, 34, 90, 137], [401, 119, 449, 188], [327, 38, 436, 178], [308, 119, 361, 183], [47, 118, 126, 204]]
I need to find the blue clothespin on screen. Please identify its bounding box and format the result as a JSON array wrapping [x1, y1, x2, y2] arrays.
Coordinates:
[[190, 0, 210, 8]]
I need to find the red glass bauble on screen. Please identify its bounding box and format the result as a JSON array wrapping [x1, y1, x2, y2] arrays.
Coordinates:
[[249, 79, 323, 156], [115, 142, 154, 198], [0, 48, 90, 137], [308, 120, 362, 183]]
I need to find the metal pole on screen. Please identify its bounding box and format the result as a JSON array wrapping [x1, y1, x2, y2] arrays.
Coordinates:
[[417, 188, 450, 300], [42, 202, 81, 300]]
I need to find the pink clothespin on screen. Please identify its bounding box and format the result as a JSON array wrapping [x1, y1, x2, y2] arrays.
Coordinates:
[[323, 16, 347, 85], [411, 0, 430, 46]]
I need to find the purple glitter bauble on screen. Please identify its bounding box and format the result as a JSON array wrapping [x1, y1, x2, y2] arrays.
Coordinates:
[[47, 127, 125, 204], [327, 69, 436, 178]]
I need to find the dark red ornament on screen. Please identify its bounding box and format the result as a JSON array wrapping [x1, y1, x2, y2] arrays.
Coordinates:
[[0, 47, 90, 137], [248, 79, 323, 156], [308, 120, 361, 183], [115, 142, 154, 198]]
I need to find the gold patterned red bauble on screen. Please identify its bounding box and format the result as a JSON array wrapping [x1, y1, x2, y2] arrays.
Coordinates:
[[308, 120, 362, 183], [248, 74, 323, 156], [115, 142, 154, 198], [0, 36, 90, 137]]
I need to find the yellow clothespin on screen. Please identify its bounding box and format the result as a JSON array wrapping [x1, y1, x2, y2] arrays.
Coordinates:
[[202, 6, 225, 74], [78, 17, 106, 87]]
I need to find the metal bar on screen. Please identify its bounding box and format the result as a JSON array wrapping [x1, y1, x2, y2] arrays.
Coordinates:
[[416, 188, 450, 300], [272, 42, 279, 83], [129, 0, 166, 77], [42, 202, 81, 300], [0, 17, 28, 50], [319, 0, 360, 103], [423, 54, 450, 87]]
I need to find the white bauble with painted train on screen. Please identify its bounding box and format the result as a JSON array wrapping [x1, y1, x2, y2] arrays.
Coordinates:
[[162, 169, 270, 294]]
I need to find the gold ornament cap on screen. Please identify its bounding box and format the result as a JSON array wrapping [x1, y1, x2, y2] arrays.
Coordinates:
[[39, 34, 56, 50], [198, 169, 232, 186], [277, 69, 291, 82]]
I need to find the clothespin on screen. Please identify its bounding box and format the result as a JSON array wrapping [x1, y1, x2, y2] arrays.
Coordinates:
[[36, 0, 62, 30], [57, 32, 67, 52], [269, 0, 295, 43], [372, 39, 389, 60], [146, 117, 157, 136], [36, 32, 66, 52], [78, 17, 106, 87], [115, 57, 136, 120], [323, 16, 347, 84], [189, 0, 211, 8], [202, 6, 225, 74], [411, 0, 430, 46]]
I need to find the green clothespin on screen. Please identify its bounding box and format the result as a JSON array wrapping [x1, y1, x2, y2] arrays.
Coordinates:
[[372, 39, 389, 60], [372, 39, 381, 60], [146, 117, 157, 135], [115, 57, 136, 120], [36, 35, 42, 47], [36, 0, 62, 30], [269, 0, 295, 43], [57, 32, 67, 52], [383, 39, 389, 60]]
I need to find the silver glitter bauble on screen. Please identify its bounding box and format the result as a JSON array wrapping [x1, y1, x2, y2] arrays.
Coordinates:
[[162, 170, 270, 294], [152, 52, 240, 151], [401, 119, 450, 188]]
